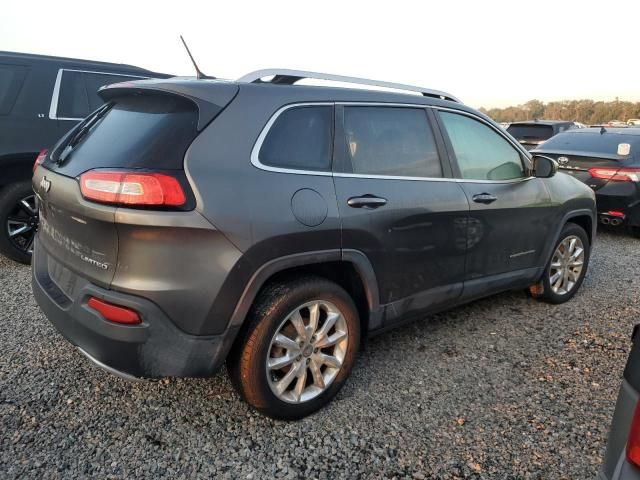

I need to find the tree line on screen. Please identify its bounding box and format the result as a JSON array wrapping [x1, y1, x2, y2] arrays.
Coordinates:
[[479, 99, 640, 124]]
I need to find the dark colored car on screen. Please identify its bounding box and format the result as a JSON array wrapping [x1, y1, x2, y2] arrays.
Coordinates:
[[32, 69, 596, 419], [0, 51, 170, 263], [600, 325, 640, 480], [533, 128, 640, 234], [507, 120, 580, 150]]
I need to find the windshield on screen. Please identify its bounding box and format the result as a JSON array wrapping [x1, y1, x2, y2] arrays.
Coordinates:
[[506, 124, 554, 142], [539, 131, 640, 159]]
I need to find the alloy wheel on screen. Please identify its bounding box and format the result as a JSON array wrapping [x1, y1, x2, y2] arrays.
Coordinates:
[[266, 300, 349, 404], [6, 194, 38, 255], [548, 235, 584, 295]]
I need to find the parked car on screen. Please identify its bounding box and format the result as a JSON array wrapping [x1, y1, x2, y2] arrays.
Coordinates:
[[628, 119, 640, 126], [0, 51, 170, 263], [532, 127, 640, 235], [32, 69, 596, 419], [599, 324, 640, 480], [506, 120, 580, 150], [608, 120, 629, 128]]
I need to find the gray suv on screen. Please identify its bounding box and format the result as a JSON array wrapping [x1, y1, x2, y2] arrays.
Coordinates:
[[32, 69, 597, 419]]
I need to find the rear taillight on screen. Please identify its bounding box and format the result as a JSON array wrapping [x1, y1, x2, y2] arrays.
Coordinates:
[[627, 401, 640, 467], [589, 167, 640, 182], [33, 149, 48, 172], [87, 297, 141, 325], [79, 170, 186, 207]]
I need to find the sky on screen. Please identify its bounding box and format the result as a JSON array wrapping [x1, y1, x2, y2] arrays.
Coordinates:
[[2, 0, 639, 109]]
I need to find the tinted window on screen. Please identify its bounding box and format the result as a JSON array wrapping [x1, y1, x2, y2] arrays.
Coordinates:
[[46, 94, 198, 177], [259, 106, 333, 170], [84, 73, 144, 111], [440, 111, 524, 181], [57, 71, 89, 119], [540, 131, 640, 158], [342, 107, 442, 177], [0, 64, 27, 115], [506, 124, 554, 141]]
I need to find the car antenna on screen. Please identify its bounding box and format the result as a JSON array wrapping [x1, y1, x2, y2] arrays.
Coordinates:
[[180, 35, 215, 80]]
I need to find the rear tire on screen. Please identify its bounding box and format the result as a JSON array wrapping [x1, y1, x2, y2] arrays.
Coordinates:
[[227, 276, 360, 420], [0, 181, 37, 264], [537, 223, 590, 304]]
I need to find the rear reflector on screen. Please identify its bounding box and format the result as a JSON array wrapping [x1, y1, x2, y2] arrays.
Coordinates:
[[87, 297, 141, 325], [79, 170, 186, 207], [33, 149, 48, 172], [608, 210, 625, 217], [589, 167, 640, 182]]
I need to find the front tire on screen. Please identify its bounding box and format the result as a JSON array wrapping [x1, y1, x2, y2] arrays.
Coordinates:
[[0, 181, 38, 264], [227, 276, 360, 420], [538, 223, 590, 304]]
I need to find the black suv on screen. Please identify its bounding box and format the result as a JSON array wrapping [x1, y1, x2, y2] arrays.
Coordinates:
[[507, 120, 580, 150], [0, 51, 169, 263], [32, 70, 596, 419]]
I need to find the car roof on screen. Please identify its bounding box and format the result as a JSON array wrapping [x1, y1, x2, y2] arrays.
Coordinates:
[[564, 127, 640, 136], [508, 120, 573, 126], [0, 50, 171, 77]]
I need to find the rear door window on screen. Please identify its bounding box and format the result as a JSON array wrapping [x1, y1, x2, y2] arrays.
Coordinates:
[[340, 106, 443, 178], [259, 105, 333, 171], [440, 111, 525, 181], [0, 64, 28, 115], [56, 70, 147, 120], [506, 124, 554, 141]]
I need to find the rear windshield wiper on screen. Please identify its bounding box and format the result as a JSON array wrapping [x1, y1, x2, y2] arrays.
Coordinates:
[[56, 103, 113, 165]]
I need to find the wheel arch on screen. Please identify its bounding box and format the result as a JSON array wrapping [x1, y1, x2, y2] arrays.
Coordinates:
[[540, 209, 595, 272], [228, 249, 381, 338], [0, 153, 39, 189]]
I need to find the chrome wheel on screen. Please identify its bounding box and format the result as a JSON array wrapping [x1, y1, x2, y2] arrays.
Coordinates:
[[549, 235, 584, 295], [6, 194, 38, 254], [266, 300, 348, 404]]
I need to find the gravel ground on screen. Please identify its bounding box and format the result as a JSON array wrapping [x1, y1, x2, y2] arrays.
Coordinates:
[[1, 230, 639, 479]]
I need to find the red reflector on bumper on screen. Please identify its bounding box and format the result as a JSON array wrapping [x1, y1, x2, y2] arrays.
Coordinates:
[[87, 297, 141, 325], [608, 210, 625, 217]]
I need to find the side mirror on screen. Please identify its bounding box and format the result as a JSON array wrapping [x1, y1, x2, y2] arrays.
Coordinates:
[[533, 155, 558, 178]]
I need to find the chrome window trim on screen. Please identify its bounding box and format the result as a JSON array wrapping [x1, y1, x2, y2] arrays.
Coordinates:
[[250, 101, 535, 184], [48, 68, 148, 121]]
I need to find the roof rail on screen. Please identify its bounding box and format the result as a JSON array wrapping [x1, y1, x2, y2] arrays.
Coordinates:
[[237, 69, 461, 103]]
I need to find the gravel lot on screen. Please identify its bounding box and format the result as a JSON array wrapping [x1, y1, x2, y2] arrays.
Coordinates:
[[1, 230, 639, 479]]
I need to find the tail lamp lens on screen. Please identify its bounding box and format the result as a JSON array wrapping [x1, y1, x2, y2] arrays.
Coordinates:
[[79, 170, 186, 207], [589, 167, 640, 182], [33, 149, 48, 172], [87, 297, 141, 325], [627, 401, 640, 467]]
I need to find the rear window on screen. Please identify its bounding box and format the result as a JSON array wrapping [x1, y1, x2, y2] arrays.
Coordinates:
[[259, 106, 333, 171], [0, 64, 28, 115], [540, 131, 640, 158], [507, 124, 554, 141], [47, 94, 198, 177]]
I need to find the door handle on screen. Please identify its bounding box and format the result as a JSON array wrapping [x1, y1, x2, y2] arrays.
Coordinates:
[[347, 195, 387, 209], [472, 193, 497, 204]]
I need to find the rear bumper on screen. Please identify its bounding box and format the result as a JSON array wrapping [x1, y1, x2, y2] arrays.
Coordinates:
[[32, 239, 238, 378], [595, 184, 640, 226]]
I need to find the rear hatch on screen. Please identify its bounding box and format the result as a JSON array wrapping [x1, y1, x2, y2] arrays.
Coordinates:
[[506, 124, 554, 150], [34, 79, 238, 289], [534, 129, 640, 190]]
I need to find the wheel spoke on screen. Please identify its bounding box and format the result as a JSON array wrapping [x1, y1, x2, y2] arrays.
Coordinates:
[[306, 303, 320, 340], [570, 247, 584, 260], [550, 261, 562, 268], [292, 365, 307, 402], [9, 224, 31, 238], [274, 333, 299, 352], [275, 362, 300, 395], [315, 312, 340, 342], [268, 354, 296, 370], [313, 352, 341, 369], [19, 198, 37, 215], [289, 311, 307, 340], [549, 270, 562, 285], [315, 329, 347, 349], [309, 358, 325, 389]]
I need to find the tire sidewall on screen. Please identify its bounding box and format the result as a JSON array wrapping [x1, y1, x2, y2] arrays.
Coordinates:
[[542, 223, 590, 304], [240, 279, 360, 420]]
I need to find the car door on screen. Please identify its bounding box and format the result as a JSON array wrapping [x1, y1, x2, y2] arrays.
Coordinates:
[[435, 109, 553, 296], [332, 104, 470, 326]]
